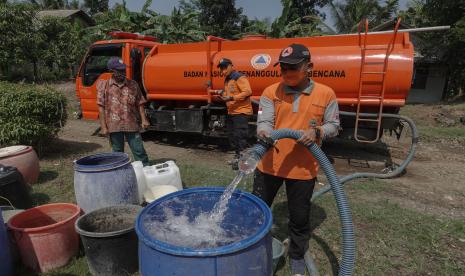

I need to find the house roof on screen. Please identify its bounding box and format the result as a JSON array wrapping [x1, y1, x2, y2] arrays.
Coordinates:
[[37, 9, 94, 26]]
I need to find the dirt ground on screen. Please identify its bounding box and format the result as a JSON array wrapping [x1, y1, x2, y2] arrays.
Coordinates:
[[54, 81, 465, 219]]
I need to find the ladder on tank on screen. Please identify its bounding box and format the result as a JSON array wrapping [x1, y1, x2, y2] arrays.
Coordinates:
[[354, 18, 401, 143]]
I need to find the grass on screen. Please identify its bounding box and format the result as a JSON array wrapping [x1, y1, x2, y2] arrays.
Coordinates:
[[418, 126, 465, 144], [272, 178, 465, 276], [20, 159, 465, 276], [18, 98, 465, 275], [400, 103, 465, 145]]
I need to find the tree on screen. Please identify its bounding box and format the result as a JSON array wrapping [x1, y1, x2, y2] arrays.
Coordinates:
[[284, 0, 328, 21], [271, 0, 329, 37], [144, 7, 205, 43], [68, 0, 79, 9], [85, 0, 151, 41], [83, 0, 108, 15], [179, 0, 243, 39], [38, 16, 87, 78], [329, 0, 399, 33], [400, 0, 465, 100], [0, 3, 44, 81], [241, 17, 272, 35], [28, 0, 66, 9]]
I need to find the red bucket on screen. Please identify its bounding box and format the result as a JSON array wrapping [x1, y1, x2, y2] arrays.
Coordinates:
[[7, 203, 81, 272]]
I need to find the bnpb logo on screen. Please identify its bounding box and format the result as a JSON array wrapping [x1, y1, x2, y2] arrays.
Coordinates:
[[250, 54, 271, 70]]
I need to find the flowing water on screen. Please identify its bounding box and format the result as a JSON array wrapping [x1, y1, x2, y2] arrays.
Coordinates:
[[208, 172, 245, 222], [143, 150, 261, 249]]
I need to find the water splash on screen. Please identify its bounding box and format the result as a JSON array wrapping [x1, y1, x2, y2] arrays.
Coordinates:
[[144, 148, 261, 249]]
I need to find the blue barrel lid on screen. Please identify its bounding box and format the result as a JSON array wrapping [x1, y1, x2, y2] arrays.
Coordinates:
[[74, 152, 130, 172], [136, 187, 273, 257]]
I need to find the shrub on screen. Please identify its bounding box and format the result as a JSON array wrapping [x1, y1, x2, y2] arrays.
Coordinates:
[[0, 82, 67, 153]]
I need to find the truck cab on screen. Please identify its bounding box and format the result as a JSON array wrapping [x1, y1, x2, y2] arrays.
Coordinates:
[[75, 32, 157, 119]]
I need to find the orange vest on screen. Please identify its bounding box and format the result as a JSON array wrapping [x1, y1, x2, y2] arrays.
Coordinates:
[[257, 81, 337, 180], [224, 72, 253, 115]]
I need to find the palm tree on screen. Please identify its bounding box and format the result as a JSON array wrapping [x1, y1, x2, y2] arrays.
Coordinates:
[[329, 0, 399, 33]]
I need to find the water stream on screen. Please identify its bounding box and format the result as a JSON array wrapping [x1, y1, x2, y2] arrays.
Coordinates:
[[144, 150, 261, 249]]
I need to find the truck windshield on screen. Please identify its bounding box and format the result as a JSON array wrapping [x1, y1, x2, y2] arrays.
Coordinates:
[[82, 44, 123, 86]]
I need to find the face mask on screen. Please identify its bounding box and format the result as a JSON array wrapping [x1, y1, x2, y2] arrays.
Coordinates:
[[113, 71, 126, 83], [282, 68, 307, 87]]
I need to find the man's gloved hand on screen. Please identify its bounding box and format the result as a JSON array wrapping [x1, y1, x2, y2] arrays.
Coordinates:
[[257, 130, 270, 138], [297, 128, 317, 146]]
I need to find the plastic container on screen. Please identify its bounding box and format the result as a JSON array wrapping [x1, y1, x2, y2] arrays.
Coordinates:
[[0, 165, 32, 209], [74, 152, 139, 213], [143, 160, 182, 191], [143, 185, 179, 203], [0, 145, 40, 185], [131, 161, 147, 204], [7, 203, 81, 273], [136, 187, 273, 276], [272, 237, 284, 273], [1, 210, 13, 276], [75, 205, 142, 276], [1, 206, 23, 267], [1, 206, 25, 223]]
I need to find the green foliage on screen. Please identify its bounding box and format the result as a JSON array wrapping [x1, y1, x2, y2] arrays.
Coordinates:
[[271, 0, 331, 37], [0, 2, 91, 81], [83, 0, 108, 15], [0, 3, 41, 78], [281, 0, 328, 22], [28, 0, 79, 9], [38, 16, 89, 79], [0, 82, 67, 151], [399, 0, 465, 100], [328, 0, 399, 33], [241, 18, 272, 36], [179, 0, 244, 39], [84, 0, 152, 39], [144, 7, 205, 43]]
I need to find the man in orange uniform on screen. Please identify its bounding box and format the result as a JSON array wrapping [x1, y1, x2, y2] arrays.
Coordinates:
[[254, 44, 340, 276], [210, 58, 253, 168]]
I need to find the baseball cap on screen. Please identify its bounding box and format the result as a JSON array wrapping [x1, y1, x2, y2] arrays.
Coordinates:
[[217, 58, 233, 68], [107, 57, 127, 71], [273, 44, 311, 67]]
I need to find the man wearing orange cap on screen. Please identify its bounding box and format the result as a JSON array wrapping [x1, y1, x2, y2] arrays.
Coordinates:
[[210, 58, 253, 169], [254, 44, 340, 276]]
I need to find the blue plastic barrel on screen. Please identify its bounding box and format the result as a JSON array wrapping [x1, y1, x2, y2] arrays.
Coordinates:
[[1, 212, 13, 276], [136, 187, 273, 276], [74, 152, 138, 213]]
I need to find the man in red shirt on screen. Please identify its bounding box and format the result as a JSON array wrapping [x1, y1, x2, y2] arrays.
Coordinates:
[[97, 57, 150, 165]]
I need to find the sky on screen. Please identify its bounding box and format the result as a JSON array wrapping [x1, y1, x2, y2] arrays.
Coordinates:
[[107, 0, 410, 28]]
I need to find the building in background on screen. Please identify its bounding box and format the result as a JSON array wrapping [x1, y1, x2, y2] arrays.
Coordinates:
[[373, 20, 448, 104]]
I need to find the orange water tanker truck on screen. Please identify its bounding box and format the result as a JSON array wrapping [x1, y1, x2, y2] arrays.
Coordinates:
[[75, 20, 448, 143]]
